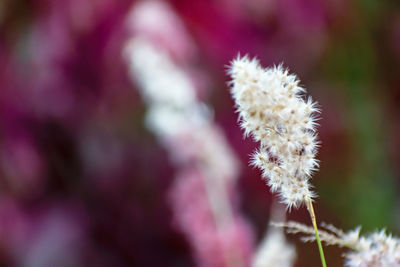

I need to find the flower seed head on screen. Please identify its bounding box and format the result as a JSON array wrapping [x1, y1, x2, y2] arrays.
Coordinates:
[[228, 55, 320, 209]]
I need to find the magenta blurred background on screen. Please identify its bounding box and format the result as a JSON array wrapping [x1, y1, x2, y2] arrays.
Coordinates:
[[1, 0, 400, 266]]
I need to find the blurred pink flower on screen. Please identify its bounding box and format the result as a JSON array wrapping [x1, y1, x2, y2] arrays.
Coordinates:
[[1, 135, 45, 197], [19, 206, 86, 267], [0, 199, 86, 267], [169, 168, 254, 267]]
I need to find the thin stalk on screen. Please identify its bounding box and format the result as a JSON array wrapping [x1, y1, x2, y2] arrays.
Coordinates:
[[306, 198, 327, 267]]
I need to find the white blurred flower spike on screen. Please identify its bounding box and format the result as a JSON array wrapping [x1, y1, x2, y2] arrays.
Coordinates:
[[125, 2, 254, 266], [127, 0, 195, 61], [252, 203, 296, 267], [125, 38, 197, 108], [252, 229, 296, 267], [228, 55, 320, 209]]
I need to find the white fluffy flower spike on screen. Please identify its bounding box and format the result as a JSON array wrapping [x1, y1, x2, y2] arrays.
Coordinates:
[[276, 221, 400, 267], [228, 56, 320, 209]]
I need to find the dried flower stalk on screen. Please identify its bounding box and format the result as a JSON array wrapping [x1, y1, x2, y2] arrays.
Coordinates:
[[228, 56, 319, 209], [228, 56, 326, 266]]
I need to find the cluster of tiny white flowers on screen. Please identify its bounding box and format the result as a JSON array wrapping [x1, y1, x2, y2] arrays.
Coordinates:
[[276, 221, 400, 266], [228, 56, 320, 209], [345, 230, 400, 267], [252, 229, 296, 267]]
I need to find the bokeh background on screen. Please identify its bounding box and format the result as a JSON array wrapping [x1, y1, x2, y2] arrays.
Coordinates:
[[1, 0, 400, 266]]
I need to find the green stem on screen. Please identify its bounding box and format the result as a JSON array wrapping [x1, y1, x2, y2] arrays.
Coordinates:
[[307, 199, 327, 267]]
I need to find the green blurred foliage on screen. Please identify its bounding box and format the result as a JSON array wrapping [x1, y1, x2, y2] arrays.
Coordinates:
[[320, 0, 398, 232]]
